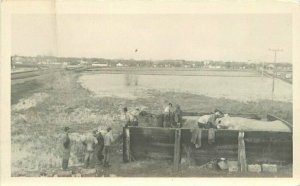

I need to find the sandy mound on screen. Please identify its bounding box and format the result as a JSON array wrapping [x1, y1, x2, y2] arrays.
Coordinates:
[[12, 93, 49, 111]]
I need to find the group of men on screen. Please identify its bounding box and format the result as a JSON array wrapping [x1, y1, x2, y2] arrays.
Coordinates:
[[61, 105, 223, 171], [123, 103, 184, 128], [61, 126, 114, 170]]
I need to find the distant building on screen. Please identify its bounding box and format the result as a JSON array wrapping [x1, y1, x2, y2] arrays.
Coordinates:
[[285, 73, 292, 79], [80, 60, 88, 65], [92, 63, 109, 67], [38, 61, 48, 65], [66, 64, 81, 69], [204, 61, 210, 65], [208, 65, 221, 69], [266, 64, 275, 70], [116, 63, 124, 67]]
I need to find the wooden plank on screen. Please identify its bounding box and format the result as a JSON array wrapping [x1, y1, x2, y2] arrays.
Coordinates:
[[173, 129, 181, 171], [244, 131, 292, 143], [238, 132, 247, 172], [123, 127, 131, 162], [131, 143, 174, 154], [129, 127, 175, 160], [132, 151, 173, 160], [245, 141, 292, 164]]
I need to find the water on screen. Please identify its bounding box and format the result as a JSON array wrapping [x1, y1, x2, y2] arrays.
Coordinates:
[[78, 73, 292, 102]]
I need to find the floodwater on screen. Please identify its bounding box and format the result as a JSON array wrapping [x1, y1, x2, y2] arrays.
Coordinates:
[[78, 72, 292, 102]]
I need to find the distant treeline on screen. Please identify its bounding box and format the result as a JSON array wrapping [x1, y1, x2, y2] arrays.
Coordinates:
[[11, 55, 293, 70]]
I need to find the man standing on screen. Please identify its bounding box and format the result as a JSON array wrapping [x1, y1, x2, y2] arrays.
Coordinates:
[[103, 127, 114, 167], [163, 103, 175, 128], [174, 105, 183, 128], [62, 127, 71, 170], [131, 107, 140, 126], [82, 131, 98, 168], [123, 107, 134, 127], [93, 129, 104, 165]]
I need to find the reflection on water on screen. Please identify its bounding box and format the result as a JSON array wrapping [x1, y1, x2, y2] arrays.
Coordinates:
[[78, 73, 292, 102], [125, 74, 138, 86]]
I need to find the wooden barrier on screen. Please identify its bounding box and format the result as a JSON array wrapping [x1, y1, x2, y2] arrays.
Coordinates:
[[128, 127, 175, 161], [124, 124, 292, 170], [244, 131, 292, 164]]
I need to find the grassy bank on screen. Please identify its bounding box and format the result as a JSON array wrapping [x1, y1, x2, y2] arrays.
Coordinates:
[[11, 71, 293, 176]]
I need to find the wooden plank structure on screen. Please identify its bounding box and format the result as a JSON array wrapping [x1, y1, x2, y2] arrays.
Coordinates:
[[123, 127, 131, 162], [238, 132, 247, 172], [173, 129, 181, 171], [123, 114, 292, 171]]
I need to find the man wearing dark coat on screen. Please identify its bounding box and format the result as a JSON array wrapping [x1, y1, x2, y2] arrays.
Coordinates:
[[62, 127, 71, 170]]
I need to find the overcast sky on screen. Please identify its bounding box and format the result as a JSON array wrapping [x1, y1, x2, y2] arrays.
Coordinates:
[[12, 14, 292, 63]]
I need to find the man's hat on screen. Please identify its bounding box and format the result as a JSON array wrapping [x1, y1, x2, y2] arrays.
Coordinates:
[[64, 127, 70, 132], [93, 129, 98, 134], [123, 107, 128, 112]]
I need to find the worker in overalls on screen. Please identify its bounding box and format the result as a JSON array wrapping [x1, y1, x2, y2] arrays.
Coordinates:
[[174, 105, 183, 128], [82, 131, 98, 168]]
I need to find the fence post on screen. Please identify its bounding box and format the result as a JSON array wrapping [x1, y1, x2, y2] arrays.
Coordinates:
[[123, 127, 131, 162], [173, 128, 181, 171], [238, 131, 247, 172]]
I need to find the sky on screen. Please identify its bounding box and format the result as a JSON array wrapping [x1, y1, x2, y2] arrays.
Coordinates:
[[12, 14, 292, 63]]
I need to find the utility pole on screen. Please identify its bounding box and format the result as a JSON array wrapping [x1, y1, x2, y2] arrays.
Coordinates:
[[260, 60, 265, 78], [269, 49, 283, 110]]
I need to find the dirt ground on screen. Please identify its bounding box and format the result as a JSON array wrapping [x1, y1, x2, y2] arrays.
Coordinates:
[[11, 70, 293, 177]]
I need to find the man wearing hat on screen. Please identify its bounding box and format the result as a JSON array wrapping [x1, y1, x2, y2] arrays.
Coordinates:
[[93, 129, 104, 165], [207, 109, 224, 128], [62, 127, 71, 170], [132, 107, 140, 126]]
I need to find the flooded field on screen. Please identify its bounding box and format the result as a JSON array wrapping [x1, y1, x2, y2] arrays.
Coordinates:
[[78, 72, 292, 102]]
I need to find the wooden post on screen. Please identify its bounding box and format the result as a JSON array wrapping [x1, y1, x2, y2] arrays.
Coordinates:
[[173, 129, 181, 171], [238, 131, 247, 172], [123, 127, 131, 162]]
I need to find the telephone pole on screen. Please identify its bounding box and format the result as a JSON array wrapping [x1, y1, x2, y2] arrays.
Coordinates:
[[269, 48, 283, 110]]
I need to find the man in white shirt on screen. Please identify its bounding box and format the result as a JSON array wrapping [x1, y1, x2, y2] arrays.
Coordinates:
[[123, 107, 139, 127], [163, 103, 175, 128]]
